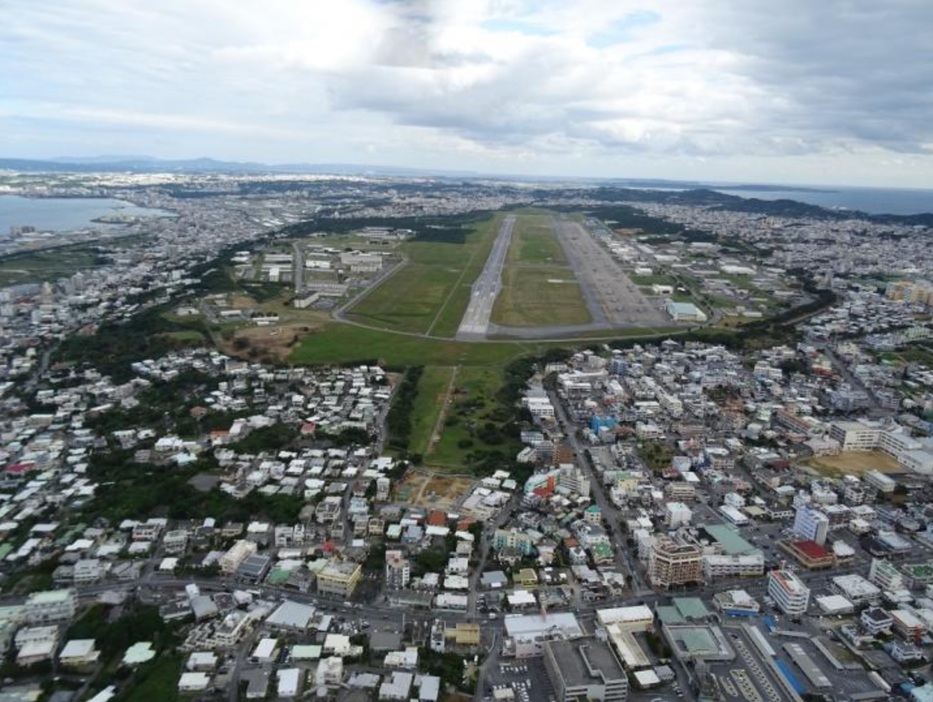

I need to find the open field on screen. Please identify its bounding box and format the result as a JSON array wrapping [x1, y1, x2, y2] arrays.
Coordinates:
[[345, 214, 502, 335], [807, 450, 904, 477], [290, 322, 542, 367], [409, 366, 457, 455], [506, 213, 567, 265], [492, 266, 591, 327], [394, 469, 476, 509], [490, 214, 590, 329], [0, 247, 101, 286], [429, 366, 521, 470]]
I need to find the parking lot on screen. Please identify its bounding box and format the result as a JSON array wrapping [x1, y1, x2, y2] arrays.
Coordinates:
[[484, 657, 556, 702]]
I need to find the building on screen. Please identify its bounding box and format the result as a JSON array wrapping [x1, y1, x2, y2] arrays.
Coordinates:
[[648, 537, 702, 589], [832, 574, 881, 605], [860, 607, 893, 635], [543, 638, 628, 702], [219, 540, 258, 574], [317, 561, 362, 598], [503, 613, 584, 658], [793, 505, 829, 545], [385, 550, 411, 590], [864, 470, 897, 494], [666, 301, 707, 323], [829, 421, 882, 451], [23, 589, 76, 624], [713, 590, 761, 617], [868, 558, 906, 591], [767, 569, 810, 617], [665, 502, 692, 529]]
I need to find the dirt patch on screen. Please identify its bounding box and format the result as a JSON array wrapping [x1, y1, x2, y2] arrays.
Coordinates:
[[394, 469, 476, 509], [613, 228, 642, 237], [807, 450, 905, 477], [223, 323, 321, 361]]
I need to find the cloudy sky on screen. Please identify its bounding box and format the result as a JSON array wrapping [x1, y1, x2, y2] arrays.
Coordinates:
[[3, 0, 932, 186]]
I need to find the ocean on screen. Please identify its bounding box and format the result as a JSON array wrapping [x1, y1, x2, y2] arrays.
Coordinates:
[[0, 196, 172, 235], [713, 186, 933, 216]]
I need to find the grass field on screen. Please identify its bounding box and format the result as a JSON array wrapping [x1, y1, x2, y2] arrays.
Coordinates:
[[492, 266, 591, 327], [290, 322, 541, 367], [409, 366, 457, 455], [345, 214, 501, 335], [0, 247, 101, 286], [807, 450, 904, 477], [507, 213, 567, 265], [429, 366, 520, 469], [491, 214, 590, 328]]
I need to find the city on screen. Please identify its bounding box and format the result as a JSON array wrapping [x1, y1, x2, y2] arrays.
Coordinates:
[[0, 166, 930, 702]]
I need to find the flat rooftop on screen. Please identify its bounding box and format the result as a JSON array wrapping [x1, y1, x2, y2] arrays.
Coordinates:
[[545, 638, 626, 687], [702, 524, 757, 556]]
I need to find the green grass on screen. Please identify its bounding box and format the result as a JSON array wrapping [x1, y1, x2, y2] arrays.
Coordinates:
[[508, 214, 566, 266], [492, 266, 591, 327], [290, 322, 541, 367], [161, 330, 205, 342], [346, 215, 502, 335], [429, 366, 520, 469], [409, 366, 457, 454], [0, 247, 101, 285]]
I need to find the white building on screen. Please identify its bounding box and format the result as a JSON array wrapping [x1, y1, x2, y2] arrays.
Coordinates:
[[832, 574, 881, 605], [793, 505, 829, 545], [869, 559, 906, 591], [665, 502, 692, 529], [767, 569, 810, 617], [23, 589, 76, 624]]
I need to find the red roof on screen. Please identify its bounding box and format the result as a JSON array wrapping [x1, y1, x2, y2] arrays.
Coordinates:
[[792, 540, 830, 559], [426, 510, 447, 527]]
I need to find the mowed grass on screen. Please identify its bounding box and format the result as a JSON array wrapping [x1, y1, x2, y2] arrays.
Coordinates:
[[409, 366, 456, 455], [290, 322, 541, 367], [492, 266, 591, 327], [508, 214, 566, 266], [345, 214, 502, 335]]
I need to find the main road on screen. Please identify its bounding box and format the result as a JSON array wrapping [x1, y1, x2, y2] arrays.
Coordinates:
[[455, 215, 515, 340]]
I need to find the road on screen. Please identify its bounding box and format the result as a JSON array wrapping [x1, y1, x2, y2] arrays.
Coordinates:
[[548, 388, 652, 596], [456, 215, 515, 340]]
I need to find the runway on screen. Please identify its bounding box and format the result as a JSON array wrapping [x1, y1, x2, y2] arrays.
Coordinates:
[[455, 215, 515, 340]]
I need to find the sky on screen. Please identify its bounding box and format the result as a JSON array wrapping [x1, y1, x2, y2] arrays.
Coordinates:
[[2, 0, 933, 187]]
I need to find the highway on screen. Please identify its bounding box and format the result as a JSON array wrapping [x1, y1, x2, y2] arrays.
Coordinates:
[[456, 215, 515, 340]]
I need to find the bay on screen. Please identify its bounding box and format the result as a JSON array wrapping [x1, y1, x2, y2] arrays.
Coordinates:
[[0, 196, 172, 235], [713, 186, 933, 216]]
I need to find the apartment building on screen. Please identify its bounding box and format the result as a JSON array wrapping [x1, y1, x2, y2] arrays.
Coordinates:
[[869, 558, 905, 591], [23, 589, 77, 624], [793, 505, 829, 545], [385, 550, 411, 590], [648, 537, 703, 589], [767, 569, 810, 617], [316, 562, 362, 598]]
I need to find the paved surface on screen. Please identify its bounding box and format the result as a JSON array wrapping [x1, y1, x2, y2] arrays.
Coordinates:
[[489, 216, 668, 338], [456, 215, 515, 340], [552, 217, 668, 328]]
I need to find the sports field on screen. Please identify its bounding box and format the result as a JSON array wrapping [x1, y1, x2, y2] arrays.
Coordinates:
[[807, 450, 903, 477]]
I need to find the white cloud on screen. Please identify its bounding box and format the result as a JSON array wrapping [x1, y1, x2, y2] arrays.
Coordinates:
[[1, 0, 932, 185]]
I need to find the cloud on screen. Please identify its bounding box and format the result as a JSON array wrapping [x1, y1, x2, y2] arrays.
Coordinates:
[[1, 0, 933, 184]]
